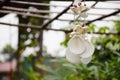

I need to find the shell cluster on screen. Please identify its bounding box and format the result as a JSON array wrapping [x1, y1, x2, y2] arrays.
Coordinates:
[[66, 25, 95, 64], [65, 0, 94, 64], [70, 0, 90, 18]]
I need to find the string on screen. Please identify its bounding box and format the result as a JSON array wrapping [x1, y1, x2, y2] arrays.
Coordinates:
[[74, 14, 76, 24], [83, 0, 86, 27]]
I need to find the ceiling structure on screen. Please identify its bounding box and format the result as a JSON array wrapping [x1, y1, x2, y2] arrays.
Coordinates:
[[0, 0, 120, 34], [0, 0, 120, 32]]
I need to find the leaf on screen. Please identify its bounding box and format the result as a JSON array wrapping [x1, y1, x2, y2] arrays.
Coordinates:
[[98, 26, 109, 33], [44, 75, 60, 80], [36, 65, 54, 74], [88, 24, 96, 32], [62, 63, 76, 68], [55, 66, 77, 77], [60, 35, 71, 47], [114, 21, 120, 32]]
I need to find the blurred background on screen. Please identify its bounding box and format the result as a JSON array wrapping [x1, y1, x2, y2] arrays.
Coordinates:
[[0, 0, 120, 80]]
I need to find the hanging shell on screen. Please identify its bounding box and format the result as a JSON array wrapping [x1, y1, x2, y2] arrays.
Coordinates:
[[66, 48, 81, 63], [68, 35, 86, 54], [78, 6, 86, 12], [73, 0, 82, 5], [73, 25, 83, 34], [66, 1, 94, 64], [70, 32, 80, 37], [70, 6, 79, 15], [80, 40, 95, 58], [80, 12, 88, 18], [73, 25, 88, 34], [80, 56, 92, 64]]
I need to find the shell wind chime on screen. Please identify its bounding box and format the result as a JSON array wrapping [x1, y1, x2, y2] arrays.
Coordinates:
[[65, 0, 95, 64]]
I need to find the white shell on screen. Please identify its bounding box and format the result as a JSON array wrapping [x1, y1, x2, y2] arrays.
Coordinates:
[[73, 0, 82, 5], [70, 32, 80, 37], [78, 6, 86, 12], [80, 40, 95, 58], [66, 48, 81, 63], [68, 35, 86, 54], [70, 7, 79, 15], [80, 56, 92, 64], [80, 13, 88, 18]]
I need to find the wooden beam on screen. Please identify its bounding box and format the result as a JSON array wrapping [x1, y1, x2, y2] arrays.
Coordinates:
[[2, 6, 120, 16], [0, 0, 10, 9], [0, 9, 119, 22], [1, 0, 67, 7], [0, 10, 50, 19], [0, 22, 119, 35], [41, 2, 73, 28], [86, 9, 120, 25]]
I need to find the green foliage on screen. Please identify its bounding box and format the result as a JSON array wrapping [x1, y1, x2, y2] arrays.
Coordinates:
[[88, 24, 96, 32], [37, 64, 54, 74], [60, 35, 71, 47], [22, 55, 40, 80], [98, 26, 109, 33], [37, 58, 78, 80], [2, 44, 15, 54], [23, 67, 40, 80], [114, 21, 120, 32]]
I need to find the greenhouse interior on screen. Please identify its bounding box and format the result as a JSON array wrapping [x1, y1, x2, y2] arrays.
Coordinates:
[[0, 0, 120, 80]]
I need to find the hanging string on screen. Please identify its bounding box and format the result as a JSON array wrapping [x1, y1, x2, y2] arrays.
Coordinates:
[[74, 13, 76, 24], [83, 0, 86, 27], [83, 14, 86, 27]]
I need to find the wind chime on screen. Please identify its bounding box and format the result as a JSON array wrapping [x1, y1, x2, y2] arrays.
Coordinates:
[[65, 0, 95, 64]]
